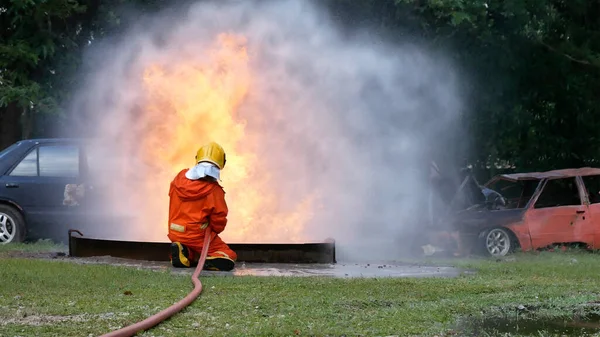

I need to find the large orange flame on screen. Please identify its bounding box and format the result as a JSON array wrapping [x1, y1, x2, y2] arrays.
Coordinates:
[[127, 33, 316, 243]]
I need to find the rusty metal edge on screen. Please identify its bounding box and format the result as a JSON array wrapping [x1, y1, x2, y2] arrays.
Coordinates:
[[68, 230, 336, 264]]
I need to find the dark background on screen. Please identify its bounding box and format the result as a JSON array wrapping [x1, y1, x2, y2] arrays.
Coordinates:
[[1, 0, 598, 182]]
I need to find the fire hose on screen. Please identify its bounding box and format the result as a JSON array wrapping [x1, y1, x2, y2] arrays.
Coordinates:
[[98, 227, 213, 337]]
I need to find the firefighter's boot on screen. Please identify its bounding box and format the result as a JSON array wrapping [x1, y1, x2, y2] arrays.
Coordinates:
[[170, 242, 197, 268], [203, 251, 235, 271]]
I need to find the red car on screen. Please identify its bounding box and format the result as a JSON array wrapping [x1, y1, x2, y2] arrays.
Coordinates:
[[427, 167, 600, 257]]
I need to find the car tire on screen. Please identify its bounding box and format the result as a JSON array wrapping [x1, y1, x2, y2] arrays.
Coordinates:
[[479, 227, 514, 257], [0, 204, 26, 244]]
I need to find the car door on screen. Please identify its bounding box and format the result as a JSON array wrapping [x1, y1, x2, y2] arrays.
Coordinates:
[[579, 174, 600, 249], [0, 146, 42, 210], [3, 142, 83, 243], [66, 142, 113, 240], [524, 177, 587, 249]]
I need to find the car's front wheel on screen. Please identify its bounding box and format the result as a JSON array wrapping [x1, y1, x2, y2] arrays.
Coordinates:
[[0, 204, 25, 244], [480, 227, 513, 257]]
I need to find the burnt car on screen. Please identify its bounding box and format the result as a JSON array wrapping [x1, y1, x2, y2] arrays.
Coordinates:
[[428, 167, 600, 257], [0, 138, 120, 245]]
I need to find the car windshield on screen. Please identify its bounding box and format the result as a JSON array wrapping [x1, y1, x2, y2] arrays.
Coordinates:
[[485, 177, 540, 209]]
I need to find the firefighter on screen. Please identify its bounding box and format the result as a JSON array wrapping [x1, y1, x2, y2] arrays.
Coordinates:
[[167, 141, 237, 271]]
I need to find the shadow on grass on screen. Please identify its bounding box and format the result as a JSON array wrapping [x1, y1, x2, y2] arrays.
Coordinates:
[[457, 304, 600, 337], [396, 245, 600, 267], [0, 239, 67, 256]]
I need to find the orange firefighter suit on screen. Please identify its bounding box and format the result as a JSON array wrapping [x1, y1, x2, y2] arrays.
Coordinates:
[[167, 168, 237, 270]]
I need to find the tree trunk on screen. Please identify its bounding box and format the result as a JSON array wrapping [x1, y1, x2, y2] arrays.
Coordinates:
[[0, 102, 23, 150], [21, 108, 34, 140]]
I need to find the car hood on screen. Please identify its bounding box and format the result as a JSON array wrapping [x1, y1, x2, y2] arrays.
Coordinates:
[[451, 208, 526, 233]]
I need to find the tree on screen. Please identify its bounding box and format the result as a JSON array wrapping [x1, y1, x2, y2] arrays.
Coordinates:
[[3, 0, 599, 174], [0, 0, 92, 148], [395, 0, 600, 173]]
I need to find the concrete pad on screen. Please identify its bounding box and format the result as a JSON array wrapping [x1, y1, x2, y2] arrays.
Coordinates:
[[221, 262, 469, 278], [36, 253, 470, 278]]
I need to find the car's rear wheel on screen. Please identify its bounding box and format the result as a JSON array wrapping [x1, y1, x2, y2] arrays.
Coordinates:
[[481, 227, 513, 257], [0, 204, 25, 244]]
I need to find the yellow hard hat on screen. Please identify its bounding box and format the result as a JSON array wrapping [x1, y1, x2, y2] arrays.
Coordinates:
[[195, 142, 226, 169]]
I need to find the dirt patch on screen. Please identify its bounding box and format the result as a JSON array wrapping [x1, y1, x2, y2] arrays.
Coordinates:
[[0, 312, 124, 326], [1, 314, 90, 326]]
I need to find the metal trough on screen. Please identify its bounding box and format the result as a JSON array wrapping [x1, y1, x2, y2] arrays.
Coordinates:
[[67, 230, 336, 264]]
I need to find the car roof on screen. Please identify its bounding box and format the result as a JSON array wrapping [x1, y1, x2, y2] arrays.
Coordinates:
[[498, 167, 600, 181], [16, 138, 89, 144]]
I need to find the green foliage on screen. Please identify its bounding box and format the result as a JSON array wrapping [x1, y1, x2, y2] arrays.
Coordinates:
[[396, 0, 600, 171], [1, 0, 599, 172], [0, 0, 87, 115]]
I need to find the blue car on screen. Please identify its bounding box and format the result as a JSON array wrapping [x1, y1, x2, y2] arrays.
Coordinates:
[[0, 138, 105, 244]]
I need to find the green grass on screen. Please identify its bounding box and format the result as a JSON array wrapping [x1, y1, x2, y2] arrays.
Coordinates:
[[1, 243, 600, 337]]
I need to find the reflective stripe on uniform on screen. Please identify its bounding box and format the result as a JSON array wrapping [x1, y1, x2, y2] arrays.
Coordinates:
[[170, 223, 186, 233], [213, 250, 231, 259]]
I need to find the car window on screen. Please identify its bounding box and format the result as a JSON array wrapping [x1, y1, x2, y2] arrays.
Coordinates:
[[39, 145, 80, 178], [534, 177, 581, 209], [9, 149, 38, 177], [581, 175, 600, 204], [82, 143, 125, 179]]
